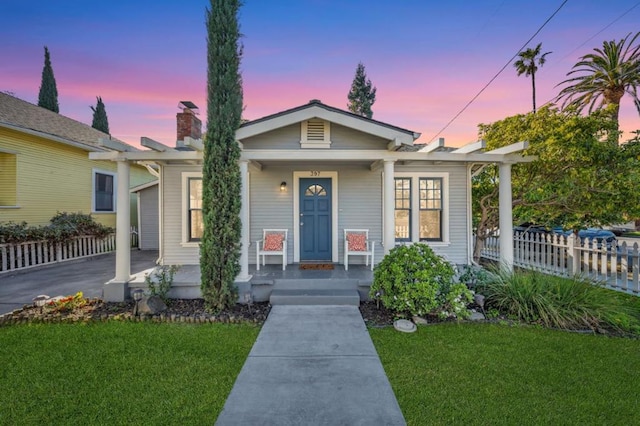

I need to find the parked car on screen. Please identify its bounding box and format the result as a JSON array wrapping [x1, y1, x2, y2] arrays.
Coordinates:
[[514, 223, 549, 235], [551, 227, 617, 249]]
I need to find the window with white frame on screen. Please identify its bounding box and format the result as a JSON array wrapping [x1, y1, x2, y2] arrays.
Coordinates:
[[394, 173, 448, 243], [93, 170, 116, 212], [394, 178, 411, 241], [419, 178, 442, 241], [187, 177, 203, 241]]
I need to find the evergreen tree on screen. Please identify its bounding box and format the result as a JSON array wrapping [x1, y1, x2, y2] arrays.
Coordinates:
[[200, 0, 243, 312], [37, 46, 59, 113], [90, 96, 110, 134], [347, 62, 377, 118]]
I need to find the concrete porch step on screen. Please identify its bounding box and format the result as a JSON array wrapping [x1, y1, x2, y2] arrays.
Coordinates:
[[270, 289, 360, 306], [273, 278, 360, 290]]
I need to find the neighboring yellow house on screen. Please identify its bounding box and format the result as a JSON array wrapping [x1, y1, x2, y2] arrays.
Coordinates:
[[0, 92, 156, 230]]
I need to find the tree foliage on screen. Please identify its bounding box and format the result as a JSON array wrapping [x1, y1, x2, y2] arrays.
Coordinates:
[[556, 32, 640, 129], [473, 106, 640, 259], [90, 96, 110, 134], [347, 62, 377, 118], [513, 43, 551, 112], [37, 46, 59, 113], [200, 0, 243, 312]]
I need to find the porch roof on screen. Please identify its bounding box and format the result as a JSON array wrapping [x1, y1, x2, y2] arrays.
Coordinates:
[[89, 141, 535, 165]]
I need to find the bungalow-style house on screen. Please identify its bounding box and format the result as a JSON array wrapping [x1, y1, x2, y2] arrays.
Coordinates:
[[91, 100, 530, 302], [0, 92, 157, 231]]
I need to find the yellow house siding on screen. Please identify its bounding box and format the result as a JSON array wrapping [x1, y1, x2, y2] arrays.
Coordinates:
[[0, 152, 17, 206], [0, 127, 155, 228]]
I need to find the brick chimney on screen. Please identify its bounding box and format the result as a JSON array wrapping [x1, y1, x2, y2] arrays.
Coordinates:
[[176, 101, 202, 144]]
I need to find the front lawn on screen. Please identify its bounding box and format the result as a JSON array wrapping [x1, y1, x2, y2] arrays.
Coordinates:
[[371, 323, 639, 425], [0, 322, 259, 425]]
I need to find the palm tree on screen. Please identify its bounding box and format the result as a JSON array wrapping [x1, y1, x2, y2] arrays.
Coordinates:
[[514, 43, 551, 112], [556, 32, 640, 127]]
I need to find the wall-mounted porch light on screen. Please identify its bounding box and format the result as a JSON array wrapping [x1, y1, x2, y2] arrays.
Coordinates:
[[280, 181, 287, 192]]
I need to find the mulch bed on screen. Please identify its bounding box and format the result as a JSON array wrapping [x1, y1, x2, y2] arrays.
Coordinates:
[[0, 298, 399, 327]]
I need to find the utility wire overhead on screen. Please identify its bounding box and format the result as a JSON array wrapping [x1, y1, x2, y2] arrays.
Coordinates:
[[427, 0, 569, 143]]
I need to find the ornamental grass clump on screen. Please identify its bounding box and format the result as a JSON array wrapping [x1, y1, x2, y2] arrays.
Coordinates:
[[480, 268, 640, 334], [370, 243, 472, 319]]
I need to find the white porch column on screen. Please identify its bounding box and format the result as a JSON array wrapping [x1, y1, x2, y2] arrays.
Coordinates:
[[383, 160, 395, 255], [237, 160, 252, 282], [498, 162, 514, 270], [104, 159, 131, 301]]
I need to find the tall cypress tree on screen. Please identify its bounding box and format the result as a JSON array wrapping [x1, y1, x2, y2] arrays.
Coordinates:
[[91, 96, 110, 134], [38, 46, 59, 113], [347, 62, 377, 118], [200, 0, 243, 312]]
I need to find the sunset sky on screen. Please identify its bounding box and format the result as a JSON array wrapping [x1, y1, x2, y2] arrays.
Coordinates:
[[1, 0, 638, 148]]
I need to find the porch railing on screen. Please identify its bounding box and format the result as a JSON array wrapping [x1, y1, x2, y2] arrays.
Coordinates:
[[480, 232, 640, 295], [0, 234, 116, 274]]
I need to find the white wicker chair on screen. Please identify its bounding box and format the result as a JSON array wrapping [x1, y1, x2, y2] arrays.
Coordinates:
[[256, 229, 288, 271], [344, 229, 375, 271]]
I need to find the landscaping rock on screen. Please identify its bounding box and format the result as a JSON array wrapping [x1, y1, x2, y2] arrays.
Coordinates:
[[138, 296, 167, 315], [412, 315, 429, 325], [469, 311, 486, 321], [394, 319, 417, 333]]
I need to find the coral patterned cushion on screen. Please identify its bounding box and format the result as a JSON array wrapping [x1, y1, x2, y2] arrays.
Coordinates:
[[263, 234, 284, 251], [347, 233, 367, 251]]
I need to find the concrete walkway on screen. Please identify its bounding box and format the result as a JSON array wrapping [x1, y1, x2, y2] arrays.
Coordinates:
[[215, 305, 406, 426]]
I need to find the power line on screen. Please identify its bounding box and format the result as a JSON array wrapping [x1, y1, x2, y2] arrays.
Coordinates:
[[427, 0, 569, 143], [539, 0, 640, 109]]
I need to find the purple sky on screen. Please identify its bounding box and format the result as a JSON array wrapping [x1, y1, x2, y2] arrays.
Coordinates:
[[1, 0, 638, 148]]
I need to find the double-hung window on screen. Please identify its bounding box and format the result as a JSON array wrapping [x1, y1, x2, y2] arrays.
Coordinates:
[[419, 178, 442, 241], [187, 177, 203, 241], [93, 170, 116, 212], [394, 178, 411, 242], [393, 174, 448, 244]]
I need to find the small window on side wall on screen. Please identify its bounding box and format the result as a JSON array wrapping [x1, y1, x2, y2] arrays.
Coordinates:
[[188, 178, 203, 241], [93, 170, 116, 212]]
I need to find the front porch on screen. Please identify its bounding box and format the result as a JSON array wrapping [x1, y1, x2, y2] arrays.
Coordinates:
[[128, 263, 374, 305]]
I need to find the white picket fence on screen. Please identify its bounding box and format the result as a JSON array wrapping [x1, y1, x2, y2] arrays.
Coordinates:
[[481, 232, 640, 295], [0, 234, 116, 274]]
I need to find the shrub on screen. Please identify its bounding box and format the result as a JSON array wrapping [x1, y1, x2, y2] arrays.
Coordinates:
[[370, 243, 462, 318], [144, 265, 180, 303], [0, 212, 113, 244], [479, 268, 640, 334]]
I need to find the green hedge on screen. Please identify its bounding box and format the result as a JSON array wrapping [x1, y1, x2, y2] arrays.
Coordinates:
[[0, 212, 113, 244]]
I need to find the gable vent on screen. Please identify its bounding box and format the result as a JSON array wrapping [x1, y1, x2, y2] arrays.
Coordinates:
[[306, 119, 325, 141], [300, 119, 331, 149]]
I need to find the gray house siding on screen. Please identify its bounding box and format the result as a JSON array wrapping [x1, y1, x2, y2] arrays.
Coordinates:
[[241, 122, 389, 151], [395, 163, 469, 264], [138, 184, 159, 250], [162, 165, 200, 265], [159, 162, 470, 267]]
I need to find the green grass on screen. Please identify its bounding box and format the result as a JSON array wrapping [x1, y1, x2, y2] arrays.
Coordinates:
[[371, 323, 640, 426], [0, 322, 259, 425]]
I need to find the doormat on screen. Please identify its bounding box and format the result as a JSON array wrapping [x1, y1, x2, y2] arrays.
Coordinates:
[[299, 263, 334, 270]]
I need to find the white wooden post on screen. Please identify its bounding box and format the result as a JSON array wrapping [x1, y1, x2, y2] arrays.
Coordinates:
[[498, 162, 513, 270], [104, 159, 131, 302], [237, 160, 252, 282], [383, 160, 395, 255]]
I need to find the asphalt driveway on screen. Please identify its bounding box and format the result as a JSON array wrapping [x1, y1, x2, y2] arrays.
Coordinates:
[[0, 250, 158, 315]]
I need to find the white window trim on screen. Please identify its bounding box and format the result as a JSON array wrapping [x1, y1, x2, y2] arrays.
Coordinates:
[[394, 172, 450, 245], [92, 168, 117, 214], [181, 171, 202, 247], [300, 119, 332, 149]]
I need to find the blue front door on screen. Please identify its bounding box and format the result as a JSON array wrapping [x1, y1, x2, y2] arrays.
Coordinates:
[[300, 178, 332, 261]]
